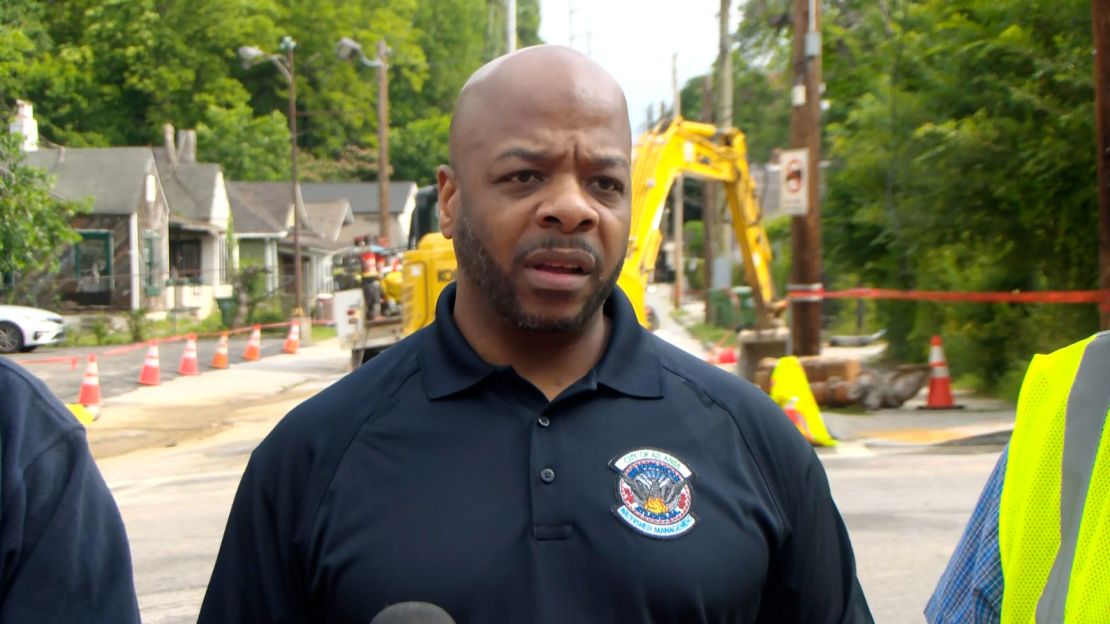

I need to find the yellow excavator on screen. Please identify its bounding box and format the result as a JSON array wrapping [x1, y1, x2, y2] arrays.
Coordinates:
[[396, 116, 787, 376]]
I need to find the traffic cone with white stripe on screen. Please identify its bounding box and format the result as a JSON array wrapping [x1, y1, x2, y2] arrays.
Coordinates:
[[918, 335, 964, 410], [77, 354, 102, 408], [242, 325, 262, 361], [178, 333, 200, 375], [283, 321, 300, 354], [139, 341, 161, 386], [211, 332, 229, 369]]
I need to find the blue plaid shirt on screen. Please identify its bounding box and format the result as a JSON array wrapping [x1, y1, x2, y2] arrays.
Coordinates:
[[925, 447, 1007, 623]]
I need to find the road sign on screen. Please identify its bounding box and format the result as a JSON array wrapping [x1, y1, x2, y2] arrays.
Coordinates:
[[779, 148, 809, 216]]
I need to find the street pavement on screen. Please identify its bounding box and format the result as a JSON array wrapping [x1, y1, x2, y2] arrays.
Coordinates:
[[14, 289, 1015, 623]]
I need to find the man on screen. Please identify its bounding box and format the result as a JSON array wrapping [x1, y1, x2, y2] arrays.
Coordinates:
[[0, 357, 141, 623], [927, 331, 1110, 623], [200, 45, 871, 623]]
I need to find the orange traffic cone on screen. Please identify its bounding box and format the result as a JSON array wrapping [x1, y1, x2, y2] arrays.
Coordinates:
[[283, 322, 300, 354], [178, 333, 200, 375], [918, 335, 964, 410], [77, 354, 102, 407], [717, 346, 737, 365], [243, 325, 262, 361], [211, 332, 229, 369], [139, 341, 161, 386]]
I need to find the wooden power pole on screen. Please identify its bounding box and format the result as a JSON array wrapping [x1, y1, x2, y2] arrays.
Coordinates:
[[673, 53, 685, 308], [715, 0, 733, 283], [702, 75, 716, 321], [788, 0, 823, 355], [1095, 0, 1110, 329], [377, 40, 391, 247]]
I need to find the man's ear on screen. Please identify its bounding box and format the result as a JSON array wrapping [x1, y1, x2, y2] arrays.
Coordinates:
[[437, 165, 459, 240]]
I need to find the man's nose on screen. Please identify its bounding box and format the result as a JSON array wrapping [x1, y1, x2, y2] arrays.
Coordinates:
[[536, 178, 598, 234]]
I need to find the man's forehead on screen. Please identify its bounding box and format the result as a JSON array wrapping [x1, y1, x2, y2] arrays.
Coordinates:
[[450, 45, 630, 166]]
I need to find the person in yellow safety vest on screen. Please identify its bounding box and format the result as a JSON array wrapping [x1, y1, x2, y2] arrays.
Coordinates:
[[926, 331, 1110, 623]]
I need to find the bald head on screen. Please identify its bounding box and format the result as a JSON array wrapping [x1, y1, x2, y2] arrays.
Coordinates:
[[448, 45, 631, 170]]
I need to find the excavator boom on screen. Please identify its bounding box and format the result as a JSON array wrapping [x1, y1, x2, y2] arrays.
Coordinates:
[[619, 115, 780, 329]]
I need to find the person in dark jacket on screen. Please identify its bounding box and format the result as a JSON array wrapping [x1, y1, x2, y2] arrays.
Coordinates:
[[0, 357, 141, 623]]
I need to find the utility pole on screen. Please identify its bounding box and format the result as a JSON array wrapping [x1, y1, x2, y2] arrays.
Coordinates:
[[715, 0, 734, 278], [284, 37, 303, 319], [673, 53, 685, 309], [506, 0, 517, 53], [788, 0, 823, 355], [377, 40, 391, 247], [1095, 0, 1110, 329], [702, 75, 716, 321]]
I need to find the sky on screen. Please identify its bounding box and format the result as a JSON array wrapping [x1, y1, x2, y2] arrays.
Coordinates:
[[538, 0, 741, 134]]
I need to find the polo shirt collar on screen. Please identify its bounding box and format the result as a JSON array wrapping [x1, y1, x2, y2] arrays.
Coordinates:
[[421, 283, 663, 400]]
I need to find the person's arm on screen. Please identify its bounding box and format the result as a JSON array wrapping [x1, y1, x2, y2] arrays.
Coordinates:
[[198, 439, 311, 622], [924, 448, 1006, 624], [0, 368, 140, 623], [755, 445, 873, 624]]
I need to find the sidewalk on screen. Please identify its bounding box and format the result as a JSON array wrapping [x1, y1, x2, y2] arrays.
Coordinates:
[[86, 338, 350, 459]]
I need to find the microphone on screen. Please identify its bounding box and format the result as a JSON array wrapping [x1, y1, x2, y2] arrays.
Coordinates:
[[369, 602, 456, 624]]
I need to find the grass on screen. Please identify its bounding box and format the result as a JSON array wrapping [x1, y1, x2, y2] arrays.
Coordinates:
[[311, 325, 337, 342], [687, 322, 737, 348]]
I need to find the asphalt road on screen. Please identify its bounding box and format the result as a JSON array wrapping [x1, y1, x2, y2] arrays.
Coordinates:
[[95, 384, 1003, 624], [6, 335, 289, 402]]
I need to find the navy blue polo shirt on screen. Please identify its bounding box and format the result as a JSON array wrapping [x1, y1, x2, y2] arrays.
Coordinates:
[[200, 284, 872, 624]]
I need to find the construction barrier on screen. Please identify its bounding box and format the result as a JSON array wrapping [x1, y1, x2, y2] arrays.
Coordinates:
[[139, 341, 161, 386], [242, 325, 262, 361], [769, 356, 837, 447], [918, 335, 964, 410], [283, 322, 300, 354], [77, 355, 101, 408], [178, 334, 200, 375], [787, 287, 1110, 308], [211, 332, 230, 369]]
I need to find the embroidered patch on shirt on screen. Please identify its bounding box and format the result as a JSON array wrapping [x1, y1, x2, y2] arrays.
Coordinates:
[[609, 448, 696, 539]]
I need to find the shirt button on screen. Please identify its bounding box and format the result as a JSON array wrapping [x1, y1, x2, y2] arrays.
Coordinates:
[[537, 415, 551, 428], [540, 468, 556, 484]]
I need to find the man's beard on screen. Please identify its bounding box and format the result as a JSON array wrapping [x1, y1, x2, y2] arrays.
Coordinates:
[[453, 208, 623, 334]]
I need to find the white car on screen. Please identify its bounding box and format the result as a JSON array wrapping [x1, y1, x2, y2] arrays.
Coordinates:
[[0, 305, 67, 353]]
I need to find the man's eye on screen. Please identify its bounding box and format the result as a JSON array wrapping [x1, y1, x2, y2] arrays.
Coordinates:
[[592, 177, 625, 194], [501, 171, 542, 184]]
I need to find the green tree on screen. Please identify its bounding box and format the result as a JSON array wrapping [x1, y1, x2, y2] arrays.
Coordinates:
[[0, 132, 89, 302], [391, 113, 451, 186], [196, 102, 290, 181]]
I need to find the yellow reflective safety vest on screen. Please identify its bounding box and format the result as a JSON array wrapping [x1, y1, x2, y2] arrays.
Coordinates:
[[1000, 331, 1110, 623]]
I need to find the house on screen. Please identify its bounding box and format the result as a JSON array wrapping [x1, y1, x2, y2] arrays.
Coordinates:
[[154, 126, 234, 318], [226, 182, 353, 311], [23, 146, 173, 312], [301, 181, 417, 246]]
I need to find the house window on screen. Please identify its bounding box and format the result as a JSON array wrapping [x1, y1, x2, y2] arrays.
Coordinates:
[[170, 239, 202, 284], [75, 231, 112, 294]]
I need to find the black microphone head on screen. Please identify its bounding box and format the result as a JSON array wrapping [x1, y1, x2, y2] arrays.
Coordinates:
[[369, 601, 456, 624]]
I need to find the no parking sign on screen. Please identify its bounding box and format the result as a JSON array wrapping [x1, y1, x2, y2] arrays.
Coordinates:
[[779, 148, 809, 216]]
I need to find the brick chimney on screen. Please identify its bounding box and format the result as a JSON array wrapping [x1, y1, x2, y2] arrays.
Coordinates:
[[10, 100, 39, 152], [176, 129, 196, 164], [162, 123, 178, 167]]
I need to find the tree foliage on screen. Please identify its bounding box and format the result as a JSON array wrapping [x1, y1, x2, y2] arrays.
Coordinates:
[[0, 132, 89, 302], [1, 0, 542, 184], [679, 0, 1098, 395]]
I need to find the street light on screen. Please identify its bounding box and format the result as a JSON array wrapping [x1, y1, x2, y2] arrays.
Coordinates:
[[336, 36, 392, 247], [239, 36, 306, 321]]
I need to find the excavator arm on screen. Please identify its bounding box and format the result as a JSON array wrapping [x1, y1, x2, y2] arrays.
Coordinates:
[[619, 115, 780, 329]]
